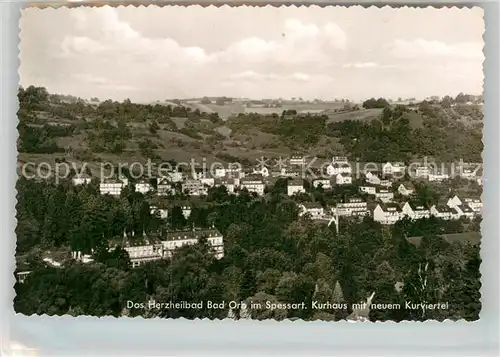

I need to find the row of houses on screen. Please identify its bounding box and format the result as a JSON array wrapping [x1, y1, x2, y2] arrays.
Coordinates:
[[296, 194, 482, 225], [373, 195, 482, 225]]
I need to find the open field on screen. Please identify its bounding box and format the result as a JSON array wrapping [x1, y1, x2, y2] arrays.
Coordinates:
[[326, 108, 383, 123]]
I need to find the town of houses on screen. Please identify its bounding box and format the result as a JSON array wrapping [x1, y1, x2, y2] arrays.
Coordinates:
[[60, 156, 484, 271]]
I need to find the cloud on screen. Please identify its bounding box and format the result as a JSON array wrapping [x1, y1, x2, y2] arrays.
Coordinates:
[[20, 6, 484, 101], [391, 39, 484, 60], [343, 62, 378, 69]]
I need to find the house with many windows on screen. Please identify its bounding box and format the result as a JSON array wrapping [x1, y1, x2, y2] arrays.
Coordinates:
[[335, 173, 352, 185], [335, 198, 368, 217], [382, 162, 406, 176], [287, 179, 305, 196], [298, 202, 325, 220], [240, 177, 265, 196], [99, 179, 125, 196], [430, 205, 461, 220], [375, 188, 394, 203], [401, 202, 430, 220], [373, 203, 404, 225]]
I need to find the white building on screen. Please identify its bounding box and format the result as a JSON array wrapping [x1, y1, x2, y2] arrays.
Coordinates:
[[375, 188, 394, 203], [380, 179, 393, 187], [453, 204, 475, 220], [401, 202, 430, 220], [359, 185, 377, 195], [327, 163, 352, 176], [289, 156, 306, 166], [373, 203, 404, 225], [166, 171, 184, 183], [447, 195, 462, 207], [463, 198, 483, 214], [252, 166, 270, 178], [298, 202, 325, 220], [428, 170, 449, 182], [397, 183, 415, 196], [365, 171, 381, 185], [110, 234, 164, 268], [460, 168, 477, 180], [446, 196, 476, 219], [181, 205, 192, 219], [200, 177, 216, 187], [332, 156, 349, 164], [335, 173, 352, 185], [335, 198, 368, 217], [100, 180, 124, 196], [157, 178, 176, 196], [313, 179, 332, 190], [182, 179, 208, 196], [287, 179, 305, 196], [240, 178, 265, 196], [382, 162, 406, 176], [430, 205, 461, 220], [150, 205, 169, 219], [135, 181, 153, 194], [215, 178, 238, 194], [163, 227, 224, 260], [415, 166, 430, 179], [72, 174, 92, 186]]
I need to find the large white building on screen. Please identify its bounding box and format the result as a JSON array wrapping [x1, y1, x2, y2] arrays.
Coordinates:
[[382, 162, 406, 176], [289, 156, 307, 166], [240, 178, 265, 196], [373, 203, 404, 225], [335, 173, 352, 185], [157, 178, 176, 196], [182, 179, 208, 196], [163, 227, 224, 260], [135, 180, 153, 194], [111, 227, 225, 268], [99, 179, 125, 196], [430, 205, 461, 220], [446, 195, 477, 219], [401, 202, 430, 220], [287, 179, 305, 196], [327, 163, 352, 176], [415, 166, 430, 179], [335, 198, 368, 217]]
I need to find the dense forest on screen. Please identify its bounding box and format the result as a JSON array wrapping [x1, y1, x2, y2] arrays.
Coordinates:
[[15, 177, 481, 321]]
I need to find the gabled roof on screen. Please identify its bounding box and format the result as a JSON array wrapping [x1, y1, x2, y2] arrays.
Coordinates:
[[405, 202, 429, 211], [165, 228, 222, 241], [399, 182, 415, 190], [377, 202, 401, 212]]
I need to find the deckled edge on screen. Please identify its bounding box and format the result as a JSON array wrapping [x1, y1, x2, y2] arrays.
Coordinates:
[[14, 4, 485, 326]]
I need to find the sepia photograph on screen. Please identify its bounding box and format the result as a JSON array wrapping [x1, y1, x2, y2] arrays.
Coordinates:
[[15, 5, 484, 322]]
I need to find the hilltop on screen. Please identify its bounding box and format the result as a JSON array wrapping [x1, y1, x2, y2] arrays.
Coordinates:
[[17, 86, 483, 177]]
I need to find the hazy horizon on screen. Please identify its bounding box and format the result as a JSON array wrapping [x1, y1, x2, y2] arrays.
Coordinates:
[[20, 6, 484, 103]]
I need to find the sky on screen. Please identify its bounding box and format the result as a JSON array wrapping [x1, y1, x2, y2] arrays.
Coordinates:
[[19, 6, 484, 102]]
